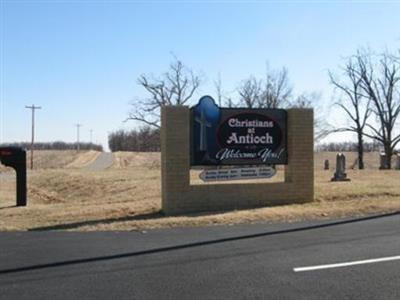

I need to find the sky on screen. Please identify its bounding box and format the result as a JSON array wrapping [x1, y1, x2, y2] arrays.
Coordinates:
[[1, 0, 400, 151]]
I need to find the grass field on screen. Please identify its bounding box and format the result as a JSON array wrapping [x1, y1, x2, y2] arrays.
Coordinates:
[[0, 150, 399, 231]]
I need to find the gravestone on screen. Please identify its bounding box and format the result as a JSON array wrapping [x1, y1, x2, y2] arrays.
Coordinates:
[[324, 159, 329, 170], [331, 153, 350, 182], [379, 153, 390, 170], [395, 154, 400, 170]]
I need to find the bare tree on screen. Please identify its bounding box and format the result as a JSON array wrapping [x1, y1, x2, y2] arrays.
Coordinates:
[[237, 66, 292, 109], [329, 58, 372, 169], [259, 66, 292, 108], [126, 58, 201, 128], [290, 92, 315, 109], [237, 76, 262, 108], [214, 73, 236, 107], [214, 73, 223, 107], [351, 51, 400, 169], [237, 65, 331, 143], [290, 92, 333, 143], [224, 96, 236, 108]]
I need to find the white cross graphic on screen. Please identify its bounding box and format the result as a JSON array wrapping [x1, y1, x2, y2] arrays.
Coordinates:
[[195, 109, 211, 151]]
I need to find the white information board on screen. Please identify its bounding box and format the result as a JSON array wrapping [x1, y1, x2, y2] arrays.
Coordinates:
[[199, 166, 276, 182]]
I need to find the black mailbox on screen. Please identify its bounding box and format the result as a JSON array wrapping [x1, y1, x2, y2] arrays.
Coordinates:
[[0, 147, 27, 206]]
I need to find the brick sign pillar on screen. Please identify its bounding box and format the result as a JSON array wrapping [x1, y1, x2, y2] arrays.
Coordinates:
[[284, 109, 314, 200], [161, 106, 314, 215], [161, 106, 191, 213]]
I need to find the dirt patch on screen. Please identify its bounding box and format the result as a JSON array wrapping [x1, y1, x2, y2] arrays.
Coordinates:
[[66, 151, 101, 169], [112, 152, 160, 169]]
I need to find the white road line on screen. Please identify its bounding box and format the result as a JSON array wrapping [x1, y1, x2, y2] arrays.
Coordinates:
[[294, 255, 400, 272]]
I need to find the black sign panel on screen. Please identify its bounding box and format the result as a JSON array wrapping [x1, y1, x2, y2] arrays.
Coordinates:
[[191, 96, 287, 166]]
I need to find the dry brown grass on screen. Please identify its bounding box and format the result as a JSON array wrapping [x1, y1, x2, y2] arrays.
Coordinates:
[[30, 150, 82, 169], [0, 151, 399, 231], [0, 150, 98, 172], [65, 150, 100, 168], [112, 151, 160, 169]]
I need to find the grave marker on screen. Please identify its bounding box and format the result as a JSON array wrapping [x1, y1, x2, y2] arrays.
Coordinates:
[[395, 154, 400, 170], [331, 153, 350, 182], [324, 159, 329, 170], [379, 152, 390, 170]]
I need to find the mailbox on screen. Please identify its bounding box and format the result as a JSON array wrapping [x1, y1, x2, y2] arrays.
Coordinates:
[[0, 147, 27, 206]]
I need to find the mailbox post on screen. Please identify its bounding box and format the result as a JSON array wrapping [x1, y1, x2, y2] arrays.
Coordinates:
[[0, 147, 27, 206]]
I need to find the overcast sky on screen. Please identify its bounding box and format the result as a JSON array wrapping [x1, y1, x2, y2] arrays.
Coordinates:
[[1, 0, 400, 150]]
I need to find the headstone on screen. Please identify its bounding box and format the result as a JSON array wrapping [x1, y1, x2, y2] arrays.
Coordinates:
[[379, 152, 390, 170], [331, 153, 350, 182], [324, 159, 329, 170], [395, 154, 400, 170]]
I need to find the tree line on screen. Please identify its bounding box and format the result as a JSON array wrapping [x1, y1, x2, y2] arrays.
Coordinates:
[[108, 127, 160, 152], [316, 142, 382, 152], [0, 142, 103, 151]]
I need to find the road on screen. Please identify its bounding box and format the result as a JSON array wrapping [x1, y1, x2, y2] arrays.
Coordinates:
[[84, 152, 114, 171], [0, 213, 399, 299]]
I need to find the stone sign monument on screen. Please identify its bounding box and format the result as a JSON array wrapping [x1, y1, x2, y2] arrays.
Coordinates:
[[161, 96, 314, 215]]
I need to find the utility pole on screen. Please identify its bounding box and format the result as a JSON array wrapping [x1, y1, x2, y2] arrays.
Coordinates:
[[89, 129, 93, 149], [75, 124, 82, 152], [25, 104, 41, 170]]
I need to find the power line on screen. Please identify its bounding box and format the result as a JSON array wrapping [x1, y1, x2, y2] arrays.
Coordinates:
[[25, 104, 42, 170]]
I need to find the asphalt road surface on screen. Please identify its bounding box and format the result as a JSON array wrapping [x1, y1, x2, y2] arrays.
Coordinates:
[[84, 152, 114, 171], [0, 213, 399, 299]]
